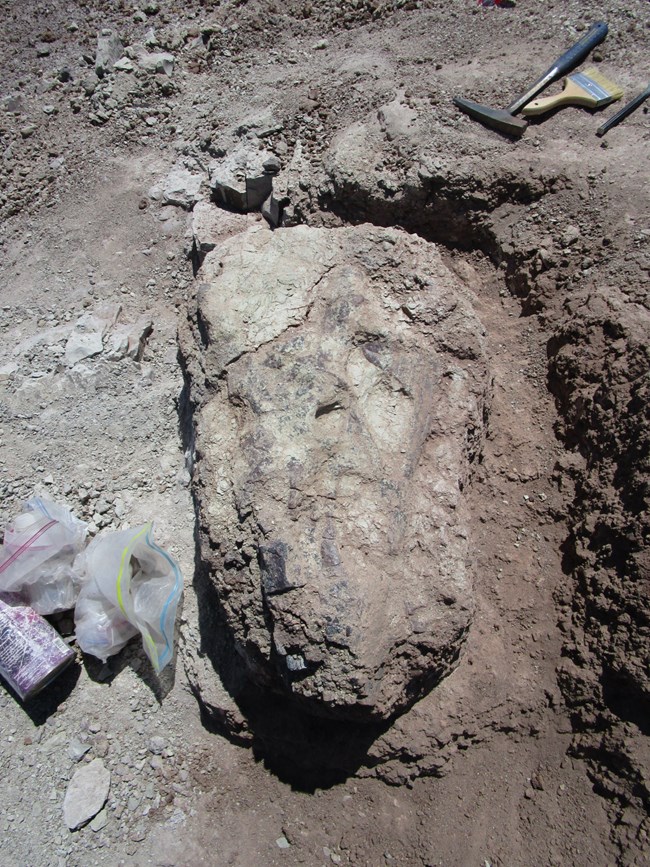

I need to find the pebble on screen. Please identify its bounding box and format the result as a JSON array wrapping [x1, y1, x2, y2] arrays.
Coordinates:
[[89, 808, 108, 832], [93, 737, 110, 758], [148, 735, 166, 755], [276, 836, 291, 849], [68, 737, 91, 762]]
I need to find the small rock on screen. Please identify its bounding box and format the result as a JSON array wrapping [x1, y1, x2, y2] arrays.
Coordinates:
[[2, 93, 24, 113], [148, 736, 166, 755], [95, 29, 123, 78], [81, 74, 98, 97], [276, 836, 291, 849], [562, 225, 580, 247], [135, 50, 175, 76], [113, 57, 135, 72], [89, 808, 108, 832], [0, 361, 19, 381], [263, 155, 282, 175], [210, 146, 275, 211], [160, 165, 205, 209], [68, 737, 91, 762], [63, 758, 111, 830], [530, 772, 544, 791]]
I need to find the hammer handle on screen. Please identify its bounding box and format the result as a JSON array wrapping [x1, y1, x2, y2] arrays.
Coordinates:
[[508, 22, 608, 115]]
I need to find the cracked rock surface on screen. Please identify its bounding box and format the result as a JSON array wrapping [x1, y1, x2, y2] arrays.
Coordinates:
[[181, 223, 490, 720]]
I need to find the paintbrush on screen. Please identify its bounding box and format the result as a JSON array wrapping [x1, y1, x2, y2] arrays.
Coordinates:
[[521, 67, 623, 116]]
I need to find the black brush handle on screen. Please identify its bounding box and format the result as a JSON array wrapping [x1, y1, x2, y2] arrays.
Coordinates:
[[596, 83, 650, 136], [554, 21, 608, 77]]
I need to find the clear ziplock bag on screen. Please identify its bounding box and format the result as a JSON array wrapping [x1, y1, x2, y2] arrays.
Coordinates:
[[74, 523, 182, 673], [0, 499, 87, 614]]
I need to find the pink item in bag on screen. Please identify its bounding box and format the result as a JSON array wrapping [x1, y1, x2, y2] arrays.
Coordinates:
[[0, 592, 75, 700]]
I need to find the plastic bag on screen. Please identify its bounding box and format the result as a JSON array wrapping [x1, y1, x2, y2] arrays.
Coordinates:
[[0, 499, 87, 614], [74, 523, 182, 673]]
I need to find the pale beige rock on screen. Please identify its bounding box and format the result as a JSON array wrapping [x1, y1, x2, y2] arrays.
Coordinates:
[[63, 758, 110, 830], [188, 200, 259, 264], [183, 223, 490, 721]]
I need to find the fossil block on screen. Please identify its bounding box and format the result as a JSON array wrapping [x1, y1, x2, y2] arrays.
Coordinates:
[[182, 223, 490, 721]]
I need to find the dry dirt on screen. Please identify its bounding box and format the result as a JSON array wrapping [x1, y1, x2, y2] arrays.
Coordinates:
[[0, 1, 648, 865]]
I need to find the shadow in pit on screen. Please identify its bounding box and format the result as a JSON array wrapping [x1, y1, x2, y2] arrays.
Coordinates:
[[81, 643, 176, 704], [191, 551, 392, 792]]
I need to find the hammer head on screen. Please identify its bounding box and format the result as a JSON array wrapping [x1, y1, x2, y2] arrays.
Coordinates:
[[453, 96, 528, 137]]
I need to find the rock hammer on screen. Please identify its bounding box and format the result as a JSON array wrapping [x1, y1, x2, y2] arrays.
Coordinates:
[[453, 22, 608, 137]]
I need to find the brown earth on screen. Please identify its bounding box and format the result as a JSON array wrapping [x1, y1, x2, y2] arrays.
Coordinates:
[[0, 1, 648, 865]]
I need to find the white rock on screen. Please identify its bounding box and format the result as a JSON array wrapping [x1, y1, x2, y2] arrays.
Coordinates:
[[148, 736, 166, 755], [0, 361, 18, 381], [89, 808, 108, 832], [162, 166, 205, 210], [65, 331, 104, 365], [188, 200, 256, 261], [377, 91, 419, 142], [106, 318, 153, 360], [63, 758, 111, 830], [113, 57, 134, 72], [209, 146, 275, 212], [95, 30, 123, 78], [68, 737, 90, 762], [135, 50, 175, 76]]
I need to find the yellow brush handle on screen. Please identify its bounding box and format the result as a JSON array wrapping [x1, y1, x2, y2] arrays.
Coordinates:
[[522, 79, 598, 116]]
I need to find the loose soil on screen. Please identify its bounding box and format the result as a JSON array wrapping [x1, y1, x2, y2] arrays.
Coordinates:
[[0, 2, 647, 866]]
